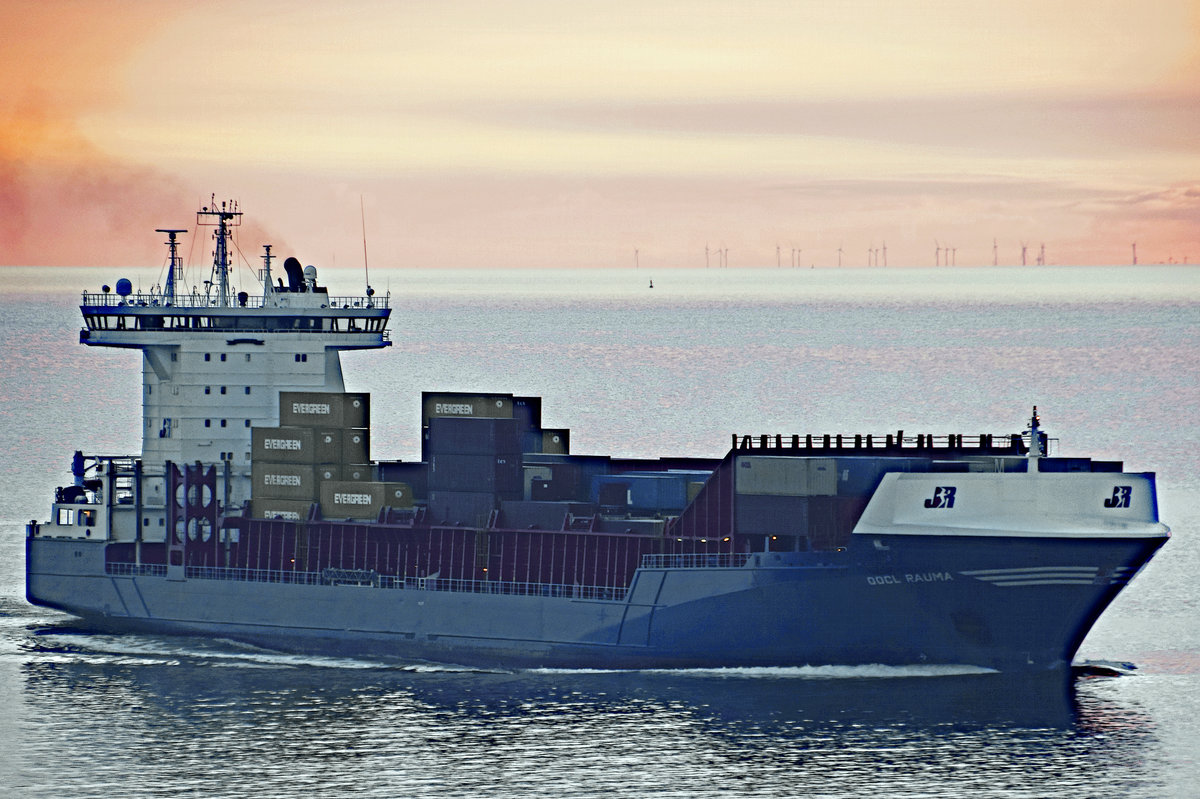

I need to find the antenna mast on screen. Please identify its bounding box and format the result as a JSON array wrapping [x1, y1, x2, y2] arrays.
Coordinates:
[[261, 244, 274, 302], [155, 228, 187, 305], [196, 196, 242, 307], [360, 195, 373, 296]]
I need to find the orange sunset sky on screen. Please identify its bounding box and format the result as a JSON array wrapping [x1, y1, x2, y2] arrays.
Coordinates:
[[2, 0, 1199, 270]]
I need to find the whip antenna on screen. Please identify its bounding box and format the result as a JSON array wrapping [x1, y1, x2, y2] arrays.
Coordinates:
[[360, 195, 374, 297]]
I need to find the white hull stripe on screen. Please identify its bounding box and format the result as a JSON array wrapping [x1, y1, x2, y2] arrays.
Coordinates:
[[960, 566, 1100, 587]]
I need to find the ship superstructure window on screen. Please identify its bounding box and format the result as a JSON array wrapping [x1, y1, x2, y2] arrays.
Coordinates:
[[244, 387, 251, 394], [205, 419, 211, 428], [245, 354, 251, 362], [294, 354, 308, 363], [205, 353, 211, 362], [205, 386, 211, 395], [220, 419, 227, 427], [244, 420, 251, 427], [221, 354, 227, 362], [220, 386, 226, 395]]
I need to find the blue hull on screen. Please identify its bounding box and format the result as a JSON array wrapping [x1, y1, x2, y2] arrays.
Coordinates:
[[26, 530, 1165, 672]]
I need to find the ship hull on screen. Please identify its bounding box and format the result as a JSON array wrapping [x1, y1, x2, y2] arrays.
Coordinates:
[[26, 531, 1165, 672]]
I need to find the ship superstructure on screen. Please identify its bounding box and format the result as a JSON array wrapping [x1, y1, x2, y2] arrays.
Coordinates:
[[61, 200, 388, 542], [27, 208, 1170, 673]]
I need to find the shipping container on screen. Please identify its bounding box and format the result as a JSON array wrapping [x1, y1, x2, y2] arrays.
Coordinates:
[[834, 457, 930, 497], [427, 416, 520, 455], [523, 465, 554, 500], [315, 463, 343, 482], [430, 452, 522, 495], [735, 493, 810, 536], [807, 459, 837, 495], [375, 461, 428, 498], [422, 392, 513, 423], [343, 429, 370, 464], [542, 429, 569, 455], [313, 429, 342, 464], [427, 490, 496, 527], [592, 472, 705, 513], [343, 464, 373, 482], [513, 396, 542, 432], [499, 500, 592, 531], [279, 391, 370, 428], [319, 481, 413, 521], [251, 462, 317, 501], [735, 456, 837, 497], [735, 456, 808, 495], [252, 426, 316, 465], [249, 498, 315, 521]]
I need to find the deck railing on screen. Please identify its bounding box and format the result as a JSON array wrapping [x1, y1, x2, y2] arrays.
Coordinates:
[[640, 553, 750, 569], [104, 562, 628, 601], [81, 292, 388, 310], [731, 431, 1047, 452]]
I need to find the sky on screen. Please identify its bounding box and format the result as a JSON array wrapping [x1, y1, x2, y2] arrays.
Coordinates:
[[2, 0, 1199, 271]]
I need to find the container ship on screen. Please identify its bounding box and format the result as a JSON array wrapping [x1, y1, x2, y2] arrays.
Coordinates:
[[26, 204, 1170, 672]]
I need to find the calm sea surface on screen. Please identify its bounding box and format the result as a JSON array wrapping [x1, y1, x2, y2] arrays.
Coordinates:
[[1, 265, 1198, 797]]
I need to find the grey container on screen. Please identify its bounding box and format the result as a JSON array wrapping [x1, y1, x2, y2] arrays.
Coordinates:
[[430, 452, 522, 494], [427, 490, 496, 527], [427, 417, 520, 455]]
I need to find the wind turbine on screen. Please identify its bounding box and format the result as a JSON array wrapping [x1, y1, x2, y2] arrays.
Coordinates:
[[881, 241, 887, 267], [1038, 244, 1045, 266], [1021, 242, 1028, 266], [993, 238, 998, 266], [837, 243, 843, 268], [1132, 242, 1137, 265], [777, 244, 781, 268], [935, 240, 941, 267]]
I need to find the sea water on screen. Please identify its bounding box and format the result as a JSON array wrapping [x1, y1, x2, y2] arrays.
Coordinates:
[[1, 265, 1197, 797]]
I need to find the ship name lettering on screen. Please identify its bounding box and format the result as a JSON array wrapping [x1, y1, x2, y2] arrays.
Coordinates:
[[906, 572, 953, 583], [292, 402, 331, 415], [334, 492, 374, 505], [867, 575, 901, 585], [263, 474, 302, 486], [264, 438, 302, 450], [435, 403, 475, 415]]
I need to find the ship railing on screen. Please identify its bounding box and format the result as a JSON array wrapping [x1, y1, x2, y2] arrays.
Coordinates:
[[105, 562, 168, 577], [384, 575, 627, 601], [80, 292, 389, 310], [732, 432, 1037, 451], [640, 553, 751, 570], [105, 561, 629, 600]]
